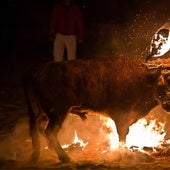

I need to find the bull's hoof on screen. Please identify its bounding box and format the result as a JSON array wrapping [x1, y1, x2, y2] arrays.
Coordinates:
[[59, 154, 71, 163], [27, 151, 40, 165]]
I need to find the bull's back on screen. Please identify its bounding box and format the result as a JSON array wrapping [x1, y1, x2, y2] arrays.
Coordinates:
[[31, 56, 157, 112]]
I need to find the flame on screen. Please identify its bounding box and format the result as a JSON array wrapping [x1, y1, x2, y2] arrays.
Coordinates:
[[99, 115, 119, 150], [62, 131, 88, 149], [150, 23, 170, 57], [58, 112, 169, 155], [61, 115, 167, 154], [99, 116, 167, 152], [61, 114, 119, 152], [100, 117, 167, 152], [72, 131, 88, 148], [126, 119, 166, 150], [150, 33, 170, 57]]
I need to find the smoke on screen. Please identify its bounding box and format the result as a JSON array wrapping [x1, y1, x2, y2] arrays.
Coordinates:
[[0, 117, 32, 164]]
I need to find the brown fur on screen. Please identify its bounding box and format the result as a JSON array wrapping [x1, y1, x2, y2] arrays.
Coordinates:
[[23, 56, 161, 163]]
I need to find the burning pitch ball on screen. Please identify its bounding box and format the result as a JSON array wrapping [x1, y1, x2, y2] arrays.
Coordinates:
[[147, 21, 170, 60]]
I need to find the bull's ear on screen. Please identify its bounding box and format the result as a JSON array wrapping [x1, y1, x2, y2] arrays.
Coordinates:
[[142, 62, 162, 74]]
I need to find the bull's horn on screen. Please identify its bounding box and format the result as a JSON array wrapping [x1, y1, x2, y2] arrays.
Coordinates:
[[142, 62, 163, 70]]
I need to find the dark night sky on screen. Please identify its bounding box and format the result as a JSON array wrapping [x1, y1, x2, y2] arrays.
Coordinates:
[[0, 0, 170, 59]]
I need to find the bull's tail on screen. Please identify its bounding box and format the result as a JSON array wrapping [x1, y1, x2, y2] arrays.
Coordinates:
[[22, 72, 36, 136]]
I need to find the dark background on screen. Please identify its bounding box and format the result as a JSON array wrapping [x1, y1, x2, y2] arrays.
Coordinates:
[[0, 0, 170, 84], [1, 0, 170, 57]]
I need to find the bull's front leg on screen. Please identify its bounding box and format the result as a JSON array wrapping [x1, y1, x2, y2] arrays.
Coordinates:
[[45, 124, 71, 162], [112, 111, 138, 142]]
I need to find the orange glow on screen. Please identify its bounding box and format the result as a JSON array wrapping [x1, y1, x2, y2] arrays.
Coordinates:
[[99, 115, 119, 151], [126, 119, 166, 150], [72, 131, 88, 148], [62, 131, 88, 149], [59, 112, 170, 155], [60, 114, 119, 152]]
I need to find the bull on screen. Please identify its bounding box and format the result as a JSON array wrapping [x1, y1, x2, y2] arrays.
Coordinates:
[[23, 56, 170, 164]]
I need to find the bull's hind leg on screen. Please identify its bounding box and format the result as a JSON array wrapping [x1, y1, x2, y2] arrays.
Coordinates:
[[45, 121, 70, 163], [28, 105, 47, 164], [28, 115, 41, 164]]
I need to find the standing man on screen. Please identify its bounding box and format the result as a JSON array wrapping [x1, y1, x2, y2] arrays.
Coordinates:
[[50, 0, 84, 62]]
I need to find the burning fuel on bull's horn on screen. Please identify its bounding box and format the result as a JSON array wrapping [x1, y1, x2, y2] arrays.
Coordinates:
[[147, 22, 170, 60]]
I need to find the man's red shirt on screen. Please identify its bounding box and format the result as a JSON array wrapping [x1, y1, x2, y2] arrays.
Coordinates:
[[50, 3, 84, 42]]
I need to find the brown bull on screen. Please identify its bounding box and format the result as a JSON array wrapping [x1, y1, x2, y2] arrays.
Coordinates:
[[23, 56, 170, 163]]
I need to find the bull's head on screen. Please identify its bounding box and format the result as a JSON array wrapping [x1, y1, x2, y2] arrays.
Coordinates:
[[144, 61, 170, 112], [157, 69, 170, 111]]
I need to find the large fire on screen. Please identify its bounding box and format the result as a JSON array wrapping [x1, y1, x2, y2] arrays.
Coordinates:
[[149, 22, 170, 58], [126, 119, 166, 150], [59, 110, 169, 156]]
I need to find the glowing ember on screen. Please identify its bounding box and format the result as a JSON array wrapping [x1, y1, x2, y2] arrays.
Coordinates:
[[126, 119, 166, 150], [45, 146, 48, 150]]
